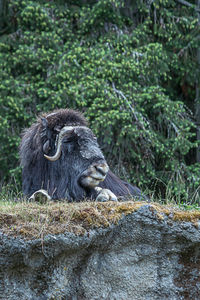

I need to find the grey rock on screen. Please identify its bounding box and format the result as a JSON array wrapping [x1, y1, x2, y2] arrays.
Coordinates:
[[0, 205, 200, 299]]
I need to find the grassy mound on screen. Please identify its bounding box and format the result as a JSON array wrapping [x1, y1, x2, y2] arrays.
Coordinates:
[[0, 200, 200, 239]]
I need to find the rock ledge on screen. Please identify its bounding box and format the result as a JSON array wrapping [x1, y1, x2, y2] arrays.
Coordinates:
[[0, 204, 200, 300]]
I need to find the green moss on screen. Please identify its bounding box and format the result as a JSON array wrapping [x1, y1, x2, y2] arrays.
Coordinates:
[[0, 200, 200, 239]]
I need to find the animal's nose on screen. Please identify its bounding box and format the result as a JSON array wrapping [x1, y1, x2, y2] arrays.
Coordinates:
[[93, 162, 109, 177]]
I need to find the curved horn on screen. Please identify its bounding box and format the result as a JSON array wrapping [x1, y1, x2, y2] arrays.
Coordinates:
[[44, 126, 74, 161]]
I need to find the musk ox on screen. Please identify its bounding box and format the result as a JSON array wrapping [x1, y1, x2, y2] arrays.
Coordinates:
[[20, 108, 146, 202]]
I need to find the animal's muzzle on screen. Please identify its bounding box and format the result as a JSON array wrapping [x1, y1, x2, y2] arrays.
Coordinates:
[[79, 161, 109, 188], [93, 163, 108, 177]]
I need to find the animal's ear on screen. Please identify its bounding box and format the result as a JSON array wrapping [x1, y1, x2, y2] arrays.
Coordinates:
[[43, 140, 50, 154]]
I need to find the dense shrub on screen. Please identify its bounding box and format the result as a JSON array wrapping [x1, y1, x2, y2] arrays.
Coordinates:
[[0, 0, 199, 201]]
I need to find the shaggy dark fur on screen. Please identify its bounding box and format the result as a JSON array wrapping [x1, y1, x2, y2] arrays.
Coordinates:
[[20, 108, 146, 201]]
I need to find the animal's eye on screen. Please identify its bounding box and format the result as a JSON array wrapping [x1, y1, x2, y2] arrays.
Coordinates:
[[63, 139, 72, 144], [62, 135, 76, 145], [63, 140, 75, 153], [61, 134, 73, 143]]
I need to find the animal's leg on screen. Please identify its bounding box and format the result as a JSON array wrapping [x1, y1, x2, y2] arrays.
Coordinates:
[[95, 187, 118, 202], [29, 189, 52, 203]]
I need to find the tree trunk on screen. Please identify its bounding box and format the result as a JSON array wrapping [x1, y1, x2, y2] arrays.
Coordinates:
[[0, 0, 8, 33], [196, 0, 200, 162]]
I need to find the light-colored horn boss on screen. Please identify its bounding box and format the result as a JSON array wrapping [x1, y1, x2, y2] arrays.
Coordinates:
[[44, 126, 74, 161]]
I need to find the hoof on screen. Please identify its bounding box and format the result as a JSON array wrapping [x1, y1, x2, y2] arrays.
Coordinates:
[[29, 189, 52, 204], [95, 187, 118, 202]]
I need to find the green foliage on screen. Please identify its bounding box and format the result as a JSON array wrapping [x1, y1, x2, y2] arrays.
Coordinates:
[[0, 0, 199, 202]]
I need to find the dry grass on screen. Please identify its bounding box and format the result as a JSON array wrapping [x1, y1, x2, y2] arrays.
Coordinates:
[[0, 200, 200, 239], [0, 200, 142, 239]]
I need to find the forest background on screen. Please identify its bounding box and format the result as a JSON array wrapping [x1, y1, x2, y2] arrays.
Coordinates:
[[0, 0, 199, 204]]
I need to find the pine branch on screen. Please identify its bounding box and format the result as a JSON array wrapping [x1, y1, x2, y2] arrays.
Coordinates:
[[175, 0, 200, 12]]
